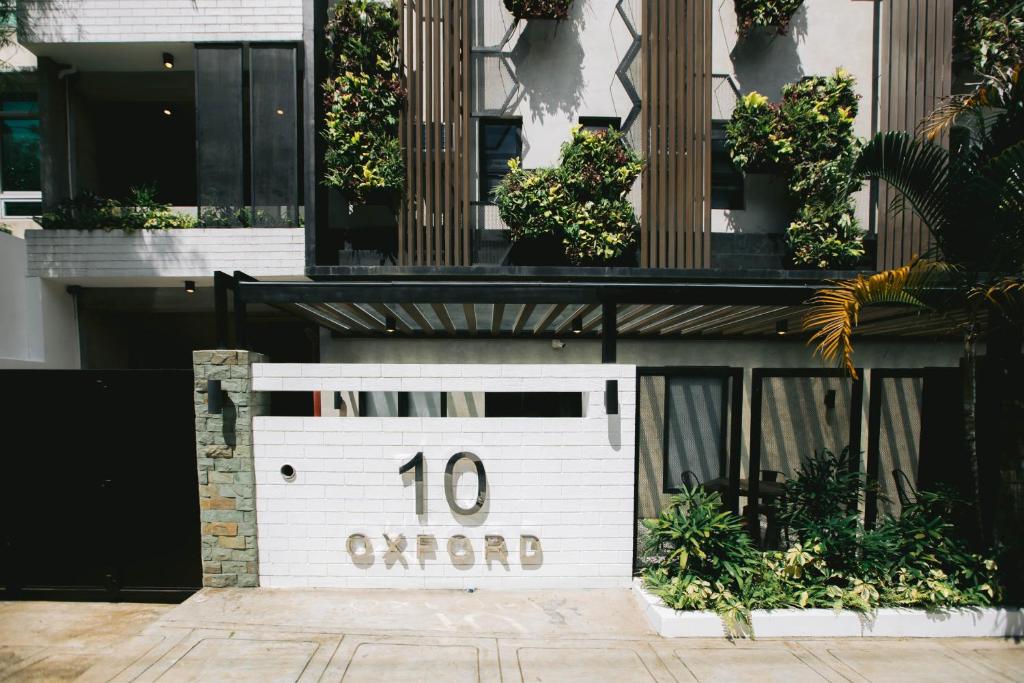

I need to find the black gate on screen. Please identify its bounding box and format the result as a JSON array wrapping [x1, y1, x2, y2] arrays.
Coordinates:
[[0, 370, 201, 602]]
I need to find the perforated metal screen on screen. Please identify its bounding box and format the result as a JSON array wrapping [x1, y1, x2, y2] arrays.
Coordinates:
[[195, 45, 245, 220], [250, 45, 299, 226]]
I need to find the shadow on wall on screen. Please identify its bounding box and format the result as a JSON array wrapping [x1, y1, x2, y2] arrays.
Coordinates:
[[729, 2, 807, 101], [511, 4, 586, 123]]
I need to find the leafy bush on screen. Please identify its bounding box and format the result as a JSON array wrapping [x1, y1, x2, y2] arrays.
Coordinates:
[[503, 0, 574, 20], [726, 70, 866, 268], [642, 449, 1003, 636], [734, 0, 805, 37], [0, 225, 10, 235], [493, 126, 642, 265], [954, 0, 1024, 87], [40, 186, 196, 232], [322, 0, 405, 203]]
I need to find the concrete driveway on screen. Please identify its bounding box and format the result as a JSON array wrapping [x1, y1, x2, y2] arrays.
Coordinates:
[[1, 589, 1021, 681]]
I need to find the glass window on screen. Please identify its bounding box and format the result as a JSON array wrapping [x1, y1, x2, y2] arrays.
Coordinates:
[[4, 200, 41, 216], [711, 120, 744, 210], [578, 116, 621, 133], [1, 99, 41, 193], [479, 119, 522, 202]]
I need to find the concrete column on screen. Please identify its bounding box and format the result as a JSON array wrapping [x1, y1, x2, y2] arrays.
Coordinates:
[[192, 349, 268, 587], [37, 57, 71, 212]]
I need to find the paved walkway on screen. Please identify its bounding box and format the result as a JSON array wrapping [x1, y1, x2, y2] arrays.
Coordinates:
[[1, 589, 1022, 681]]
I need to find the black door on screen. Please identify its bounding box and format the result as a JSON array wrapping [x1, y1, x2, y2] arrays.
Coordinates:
[[0, 370, 201, 602]]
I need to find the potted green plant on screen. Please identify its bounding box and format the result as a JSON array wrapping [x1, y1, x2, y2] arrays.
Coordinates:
[[734, 0, 805, 37]]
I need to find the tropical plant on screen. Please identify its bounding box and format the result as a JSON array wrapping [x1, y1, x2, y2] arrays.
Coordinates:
[[803, 68, 1024, 542], [322, 0, 405, 204], [503, 0, 574, 21], [727, 70, 865, 268], [40, 186, 197, 232], [955, 0, 1024, 88], [0, 224, 11, 235], [734, 0, 805, 37], [493, 125, 643, 265]]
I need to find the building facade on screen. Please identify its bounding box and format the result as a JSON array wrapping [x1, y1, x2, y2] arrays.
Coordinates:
[[1, 0, 971, 594]]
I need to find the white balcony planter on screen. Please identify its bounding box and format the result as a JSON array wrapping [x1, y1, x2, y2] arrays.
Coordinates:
[[633, 578, 1024, 638]]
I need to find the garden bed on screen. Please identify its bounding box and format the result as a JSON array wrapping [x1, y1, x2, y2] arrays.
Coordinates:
[[633, 579, 1023, 638]]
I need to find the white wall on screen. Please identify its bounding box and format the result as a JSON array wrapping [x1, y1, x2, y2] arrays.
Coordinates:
[[251, 363, 636, 589], [17, 0, 302, 44], [26, 228, 306, 284], [0, 232, 80, 369], [711, 0, 876, 234]]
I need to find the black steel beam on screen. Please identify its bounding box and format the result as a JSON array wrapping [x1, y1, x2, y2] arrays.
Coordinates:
[[602, 301, 617, 363]]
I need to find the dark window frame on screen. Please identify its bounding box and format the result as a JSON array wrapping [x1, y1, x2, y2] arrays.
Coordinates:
[[478, 117, 522, 203], [711, 120, 744, 210]]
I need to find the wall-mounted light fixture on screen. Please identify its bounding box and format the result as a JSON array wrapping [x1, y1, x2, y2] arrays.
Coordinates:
[[163, 52, 175, 69], [184, 280, 195, 294], [207, 379, 223, 414], [572, 317, 583, 335], [824, 389, 837, 411], [605, 379, 619, 415], [776, 320, 789, 336], [333, 391, 343, 410], [385, 316, 397, 333]]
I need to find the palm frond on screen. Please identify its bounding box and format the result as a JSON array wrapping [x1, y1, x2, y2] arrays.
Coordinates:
[[954, 140, 1024, 270], [856, 132, 951, 234], [972, 277, 1024, 321], [803, 259, 955, 379], [920, 95, 972, 141]]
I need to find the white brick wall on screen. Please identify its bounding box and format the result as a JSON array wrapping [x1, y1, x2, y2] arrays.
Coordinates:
[[252, 363, 637, 589], [25, 228, 305, 281], [18, 0, 302, 44]]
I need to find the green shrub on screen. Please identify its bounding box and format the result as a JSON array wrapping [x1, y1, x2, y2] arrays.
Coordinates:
[[734, 0, 805, 37], [493, 126, 642, 265], [726, 69, 865, 268], [322, 0, 405, 203], [642, 449, 1004, 636], [503, 0, 574, 20], [40, 186, 196, 232], [954, 0, 1024, 86]]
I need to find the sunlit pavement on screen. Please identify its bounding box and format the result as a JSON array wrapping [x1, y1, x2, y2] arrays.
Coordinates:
[[1, 590, 1021, 681]]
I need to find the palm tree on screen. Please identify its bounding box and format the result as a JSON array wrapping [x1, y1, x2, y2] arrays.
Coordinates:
[[803, 68, 1024, 542]]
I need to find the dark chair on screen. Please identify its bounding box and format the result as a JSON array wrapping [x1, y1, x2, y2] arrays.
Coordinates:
[[679, 470, 701, 489], [892, 469, 918, 508]]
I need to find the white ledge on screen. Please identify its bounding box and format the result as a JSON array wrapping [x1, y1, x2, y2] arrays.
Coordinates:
[[632, 578, 1024, 638]]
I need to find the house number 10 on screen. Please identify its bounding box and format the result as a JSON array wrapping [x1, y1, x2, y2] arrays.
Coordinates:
[[399, 451, 487, 515]]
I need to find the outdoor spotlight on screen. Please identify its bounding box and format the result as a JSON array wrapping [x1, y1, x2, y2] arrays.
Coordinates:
[[333, 391, 342, 410], [572, 317, 583, 334], [776, 319, 789, 335], [207, 379, 223, 414], [184, 280, 195, 293], [605, 379, 619, 415], [163, 52, 174, 69], [385, 315, 397, 333]]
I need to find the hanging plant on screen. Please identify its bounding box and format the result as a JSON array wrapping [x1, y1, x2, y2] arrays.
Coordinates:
[[727, 69, 865, 269], [503, 0, 574, 21], [734, 0, 805, 37], [322, 0, 406, 204], [494, 126, 643, 266]]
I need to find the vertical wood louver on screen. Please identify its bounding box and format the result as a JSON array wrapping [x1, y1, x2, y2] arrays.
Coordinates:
[[877, 0, 953, 270], [640, 0, 713, 269], [399, 0, 472, 266]]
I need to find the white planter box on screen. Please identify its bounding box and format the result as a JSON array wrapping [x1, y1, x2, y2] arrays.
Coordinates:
[[633, 578, 1024, 638]]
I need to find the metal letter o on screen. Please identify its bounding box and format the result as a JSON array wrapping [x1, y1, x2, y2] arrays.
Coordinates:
[[443, 451, 487, 515]]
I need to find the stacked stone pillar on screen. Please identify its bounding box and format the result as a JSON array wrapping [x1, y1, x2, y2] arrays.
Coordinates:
[[192, 350, 267, 587]]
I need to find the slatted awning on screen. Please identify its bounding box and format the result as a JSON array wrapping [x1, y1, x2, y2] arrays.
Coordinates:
[[216, 272, 972, 343]]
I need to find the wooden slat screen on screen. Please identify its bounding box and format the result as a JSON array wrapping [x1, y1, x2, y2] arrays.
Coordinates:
[[399, 0, 471, 266], [640, 0, 712, 269], [877, 0, 953, 270]]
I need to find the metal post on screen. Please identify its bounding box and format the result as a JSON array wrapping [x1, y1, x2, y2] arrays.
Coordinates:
[[601, 301, 617, 363], [214, 271, 231, 348], [233, 271, 248, 350]]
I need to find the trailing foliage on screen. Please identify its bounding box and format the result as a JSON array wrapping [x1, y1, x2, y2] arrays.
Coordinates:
[[642, 450, 1002, 636], [322, 0, 405, 204], [40, 186, 197, 232], [503, 0, 574, 21], [726, 70, 865, 269], [493, 126, 643, 265], [954, 0, 1024, 87], [734, 0, 805, 37]]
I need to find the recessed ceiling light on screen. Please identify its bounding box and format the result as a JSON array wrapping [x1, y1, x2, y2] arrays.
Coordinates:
[[163, 52, 174, 69], [275, 108, 285, 116], [163, 108, 172, 116]]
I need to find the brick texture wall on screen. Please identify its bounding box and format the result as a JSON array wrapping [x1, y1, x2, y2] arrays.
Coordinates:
[[26, 228, 305, 280], [193, 349, 268, 588], [18, 0, 302, 44], [251, 363, 637, 589]]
